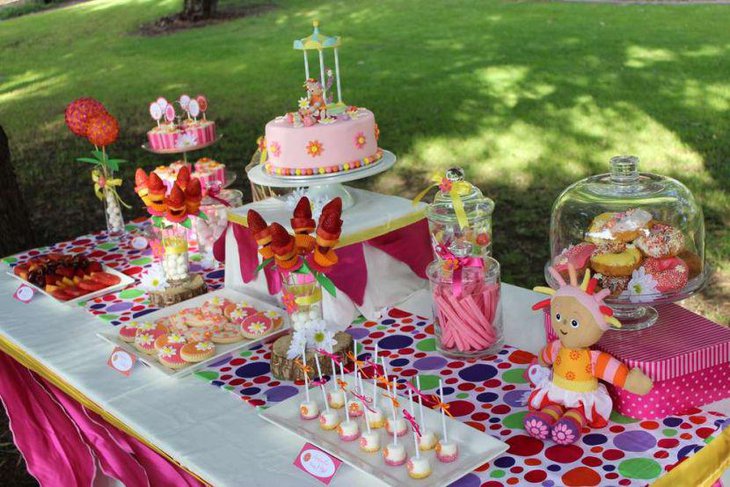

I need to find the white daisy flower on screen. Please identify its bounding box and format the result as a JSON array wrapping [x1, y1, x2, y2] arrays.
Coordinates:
[[139, 265, 167, 292], [286, 329, 307, 360], [159, 345, 176, 357], [196, 341, 214, 351], [175, 132, 198, 149], [298, 97, 310, 109], [625, 267, 659, 303], [305, 319, 336, 351], [265, 310, 280, 319]]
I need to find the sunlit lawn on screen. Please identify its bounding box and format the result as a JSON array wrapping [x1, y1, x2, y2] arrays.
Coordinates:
[[1, 0, 728, 321]]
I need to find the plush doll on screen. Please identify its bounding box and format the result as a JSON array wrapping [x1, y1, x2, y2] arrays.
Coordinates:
[[523, 265, 653, 445]]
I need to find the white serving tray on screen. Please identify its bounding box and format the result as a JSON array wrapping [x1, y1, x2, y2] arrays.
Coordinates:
[[7, 265, 135, 306], [98, 288, 289, 378], [259, 376, 508, 487]]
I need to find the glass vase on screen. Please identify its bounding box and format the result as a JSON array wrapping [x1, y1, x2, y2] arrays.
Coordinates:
[[282, 272, 323, 333], [428, 256, 503, 358], [102, 168, 125, 237], [161, 224, 190, 283], [194, 189, 242, 256]]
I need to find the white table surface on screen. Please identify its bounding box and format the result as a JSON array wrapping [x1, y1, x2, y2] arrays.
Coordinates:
[[0, 270, 727, 486]]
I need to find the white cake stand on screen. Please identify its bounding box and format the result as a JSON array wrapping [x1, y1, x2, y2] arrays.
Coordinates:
[[246, 149, 396, 209]]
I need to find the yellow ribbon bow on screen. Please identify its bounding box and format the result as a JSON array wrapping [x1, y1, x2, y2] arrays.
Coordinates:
[[337, 378, 349, 391], [376, 374, 394, 391], [412, 172, 472, 229], [383, 392, 400, 409], [91, 169, 131, 209]]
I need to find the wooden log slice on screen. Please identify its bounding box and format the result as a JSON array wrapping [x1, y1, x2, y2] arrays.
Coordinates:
[[148, 273, 208, 308], [270, 331, 353, 381]]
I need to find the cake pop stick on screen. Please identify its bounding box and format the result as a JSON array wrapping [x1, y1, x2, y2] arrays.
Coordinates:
[[339, 362, 350, 423], [297, 345, 319, 421], [439, 379, 448, 443], [314, 353, 329, 413], [300, 348, 310, 403], [408, 389, 420, 459], [416, 376, 425, 426]]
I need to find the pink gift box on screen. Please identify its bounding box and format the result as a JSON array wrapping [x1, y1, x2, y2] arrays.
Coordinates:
[[543, 304, 730, 419]]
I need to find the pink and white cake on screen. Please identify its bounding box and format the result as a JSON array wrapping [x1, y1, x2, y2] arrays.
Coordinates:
[[259, 22, 384, 177], [147, 94, 216, 152]]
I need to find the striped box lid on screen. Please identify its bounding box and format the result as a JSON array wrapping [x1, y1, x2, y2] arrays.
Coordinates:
[[596, 304, 730, 382]]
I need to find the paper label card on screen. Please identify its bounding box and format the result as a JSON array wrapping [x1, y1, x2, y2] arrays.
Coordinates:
[[13, 284, 35, 303], [107, 347, 137, 376], [293, 443, 342, 485]]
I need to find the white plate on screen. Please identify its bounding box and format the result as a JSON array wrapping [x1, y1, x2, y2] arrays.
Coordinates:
[[7, 265, 135, 306], [259, 376, 508, 487], [97, 288, 289, 378]]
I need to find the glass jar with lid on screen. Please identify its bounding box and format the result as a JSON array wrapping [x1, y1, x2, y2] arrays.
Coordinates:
[[194, 189, 243, 255], [425, 167, 495, 259], [546, 155, 708, 331]]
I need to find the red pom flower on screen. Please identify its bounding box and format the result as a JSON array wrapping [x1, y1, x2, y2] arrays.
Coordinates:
[[65, 98, 107, 137], [86, 112, 119, 147]]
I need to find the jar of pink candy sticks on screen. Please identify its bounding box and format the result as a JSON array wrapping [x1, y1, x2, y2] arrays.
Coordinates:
[[428, 256, 503, 358]]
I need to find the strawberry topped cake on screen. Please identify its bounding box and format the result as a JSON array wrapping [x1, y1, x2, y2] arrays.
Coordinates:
[[147, 94, 215, 151], [259, 22, 383, 177]]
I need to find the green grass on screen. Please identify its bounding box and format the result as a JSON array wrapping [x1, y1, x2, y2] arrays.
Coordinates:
[[0, 0, 67, 21], [1, 0, 729, 321]]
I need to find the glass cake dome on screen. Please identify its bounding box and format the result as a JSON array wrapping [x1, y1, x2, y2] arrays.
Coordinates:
[[545, 155, 709, 331], [426, 167, 495, 258]]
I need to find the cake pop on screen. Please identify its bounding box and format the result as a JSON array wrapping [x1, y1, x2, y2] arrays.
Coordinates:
[[297, 345, 319, 420], [314, 353, 339, 430], [382, 358, 407, 437], [435, 379, 459, 463], [415, 376, 438, 450], [405, 388, 432, 479], [336, 362, 360, 441]]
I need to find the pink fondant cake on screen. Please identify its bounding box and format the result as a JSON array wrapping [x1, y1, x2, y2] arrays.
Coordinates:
[[264, 108, 381, 176], [258, 22, 384, 177]]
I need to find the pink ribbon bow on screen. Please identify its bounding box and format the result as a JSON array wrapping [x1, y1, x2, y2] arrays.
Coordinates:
[[403, 409, 422, 437], [434, 244, 484, 297], [403, 381, 430, 403], [205, 183, 232, 207], [317, 348, 342, 365], [350, 390, 376, 413]]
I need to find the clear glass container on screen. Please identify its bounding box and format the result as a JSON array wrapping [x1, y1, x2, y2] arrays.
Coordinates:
[[282, 272, 323, 334], [161, 224, 190, 283], [194, 189, 243, 255], [546, 155, 709, 331], [426, 167, 495, 258], [428, 256, 503, 358], [101, 168, 125, 238]]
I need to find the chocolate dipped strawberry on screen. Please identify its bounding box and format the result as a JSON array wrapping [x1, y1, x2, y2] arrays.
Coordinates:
[[248, 209, 274, 259], [164, 184, 188, 223]]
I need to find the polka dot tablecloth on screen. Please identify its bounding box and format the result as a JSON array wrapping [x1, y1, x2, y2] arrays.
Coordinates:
[[198, 309, 729, 487], [4, 227, 729, 486]]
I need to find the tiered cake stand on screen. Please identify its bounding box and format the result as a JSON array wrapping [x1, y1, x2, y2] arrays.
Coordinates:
[[246, 149, 396, 210]]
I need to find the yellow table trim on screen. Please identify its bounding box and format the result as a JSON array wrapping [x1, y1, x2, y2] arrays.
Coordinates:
[[652, 425, 730, 487], [0, 333, 211, 486], [227, 207, 426, 249]]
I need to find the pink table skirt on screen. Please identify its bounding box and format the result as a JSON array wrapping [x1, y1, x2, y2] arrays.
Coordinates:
[[0, 351, 204, 487]]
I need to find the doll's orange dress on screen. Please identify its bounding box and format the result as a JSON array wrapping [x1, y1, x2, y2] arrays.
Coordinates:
[[528, 340, 630, 427]]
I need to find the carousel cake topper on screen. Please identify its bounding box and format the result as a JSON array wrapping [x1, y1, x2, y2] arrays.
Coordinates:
[[282, 21, 364, 128]]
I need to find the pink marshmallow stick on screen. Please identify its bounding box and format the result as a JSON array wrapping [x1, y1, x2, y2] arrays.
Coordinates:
[[436, 294, 480, 351], [437, 308, 456, 348]]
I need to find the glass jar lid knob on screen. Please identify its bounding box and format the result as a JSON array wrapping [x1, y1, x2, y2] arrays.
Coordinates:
[[610, 155, 640, 184], [445, 167, 465, 183]]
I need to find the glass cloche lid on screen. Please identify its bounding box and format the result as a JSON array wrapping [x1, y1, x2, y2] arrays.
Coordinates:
[[546, 155, 708, 330]]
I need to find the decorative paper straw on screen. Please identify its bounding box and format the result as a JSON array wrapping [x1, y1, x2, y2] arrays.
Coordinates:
[[314, 353, 329, 413]]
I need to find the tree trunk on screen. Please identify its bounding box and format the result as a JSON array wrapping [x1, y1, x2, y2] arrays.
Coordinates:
[[0, 125, 35, 256], [181, 0, 218, 20]]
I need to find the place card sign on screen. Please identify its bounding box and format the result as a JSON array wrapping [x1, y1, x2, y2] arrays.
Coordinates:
[[13, 284, 35, 304], [107, 347, 137, 377], [293, 442, 342, 485]]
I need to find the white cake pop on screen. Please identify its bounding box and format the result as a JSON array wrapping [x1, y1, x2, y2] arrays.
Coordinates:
[[298, 345, 319, 420], [407, 457, 433, 479], [359, 430, 380, 453], [382, 442, 406, 466], [416, 376, 438, 450], [336, 361, 359, 441]]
